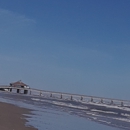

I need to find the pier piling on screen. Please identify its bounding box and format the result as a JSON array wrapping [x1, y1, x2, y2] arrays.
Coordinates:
[[101, 99, 103, 103], [0, 86, 129, 109], [121, 102, 124, 107], [60, 94, 62, 99], [91, 97, 93, 102], [17, 89, 20, 93], [24, 90, 28, 94], [81, 96, 83, 100], [10, 88, 12, 92], [110, 100, 113, 105], [71, 96, 73, 100]]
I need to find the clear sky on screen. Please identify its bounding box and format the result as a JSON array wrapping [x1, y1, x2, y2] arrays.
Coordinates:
[[0, 0, 130, 99]]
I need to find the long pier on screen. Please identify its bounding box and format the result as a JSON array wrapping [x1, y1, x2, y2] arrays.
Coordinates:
[[0, 86, 130, 107]]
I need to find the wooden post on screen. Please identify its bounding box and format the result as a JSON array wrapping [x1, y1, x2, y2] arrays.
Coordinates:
[[101, 99, 103, 103], [71, 95, 73, 100], [60, 94, 62, 99], [17, 89, 20, 93], [121, 102, 124, 107], [10, 88, 12, 92], [91, 97, 93, 102], [81, 96, 83, 101], [24, 90, 28, 94], [30, 90, 31, 95], [110, 100, 113, 105]]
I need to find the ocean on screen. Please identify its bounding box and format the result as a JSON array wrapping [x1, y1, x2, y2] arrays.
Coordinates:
[[0, 92, 130, 130]]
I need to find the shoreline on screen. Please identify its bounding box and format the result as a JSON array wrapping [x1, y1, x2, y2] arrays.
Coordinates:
[[0, 101, 37, 130]]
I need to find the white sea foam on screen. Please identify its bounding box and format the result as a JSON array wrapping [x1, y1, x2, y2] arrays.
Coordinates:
[[52, 101, 88, 110], [91, 109, 117, 114], [31, 97, 130, 113], [98, 120, 111, 124], [31, 98, 40, 101], [111, 117, 130, 123]]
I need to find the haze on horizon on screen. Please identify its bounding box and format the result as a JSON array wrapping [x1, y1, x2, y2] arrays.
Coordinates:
[[0, 0, 130, 100]]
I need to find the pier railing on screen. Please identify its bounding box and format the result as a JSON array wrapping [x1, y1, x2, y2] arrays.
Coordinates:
[[0, 86, 130, 107]]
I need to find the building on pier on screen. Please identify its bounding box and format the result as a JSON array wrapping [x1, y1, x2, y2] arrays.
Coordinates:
[[9, 80, 30, 94], [10, 80, 30, 89]]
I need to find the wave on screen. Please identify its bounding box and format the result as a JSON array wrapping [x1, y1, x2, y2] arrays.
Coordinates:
[[31, 97, 130, 130]]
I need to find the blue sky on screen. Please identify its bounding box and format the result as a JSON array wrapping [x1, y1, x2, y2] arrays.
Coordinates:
[[0, 0, 130, 99]]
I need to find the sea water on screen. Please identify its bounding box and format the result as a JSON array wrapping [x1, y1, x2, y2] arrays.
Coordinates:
[[0, 92, 129, 130]]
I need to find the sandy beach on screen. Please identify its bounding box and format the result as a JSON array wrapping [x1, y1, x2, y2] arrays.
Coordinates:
[[0, 101, 37, 130]]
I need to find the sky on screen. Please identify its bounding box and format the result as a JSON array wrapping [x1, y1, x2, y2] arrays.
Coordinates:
[[0, 0, 130, 100]]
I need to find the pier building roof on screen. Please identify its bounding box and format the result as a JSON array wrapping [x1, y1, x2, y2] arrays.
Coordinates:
[[10, 80, 28, 87]]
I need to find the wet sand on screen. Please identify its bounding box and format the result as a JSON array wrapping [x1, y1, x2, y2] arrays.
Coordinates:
[[0, 101, 37, 130]]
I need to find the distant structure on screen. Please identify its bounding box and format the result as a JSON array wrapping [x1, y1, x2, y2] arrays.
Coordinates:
[[0, 80, 30, 94], [0, 80, 129, 109], [9, 80, 29, 94], [10, 80, 29, 89]]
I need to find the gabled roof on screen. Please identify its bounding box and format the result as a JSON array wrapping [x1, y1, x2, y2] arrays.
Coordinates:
[[10, 80, 28, 87]]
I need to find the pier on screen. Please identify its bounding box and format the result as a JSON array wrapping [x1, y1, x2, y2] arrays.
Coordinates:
[[0, 85, 130, 108]]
